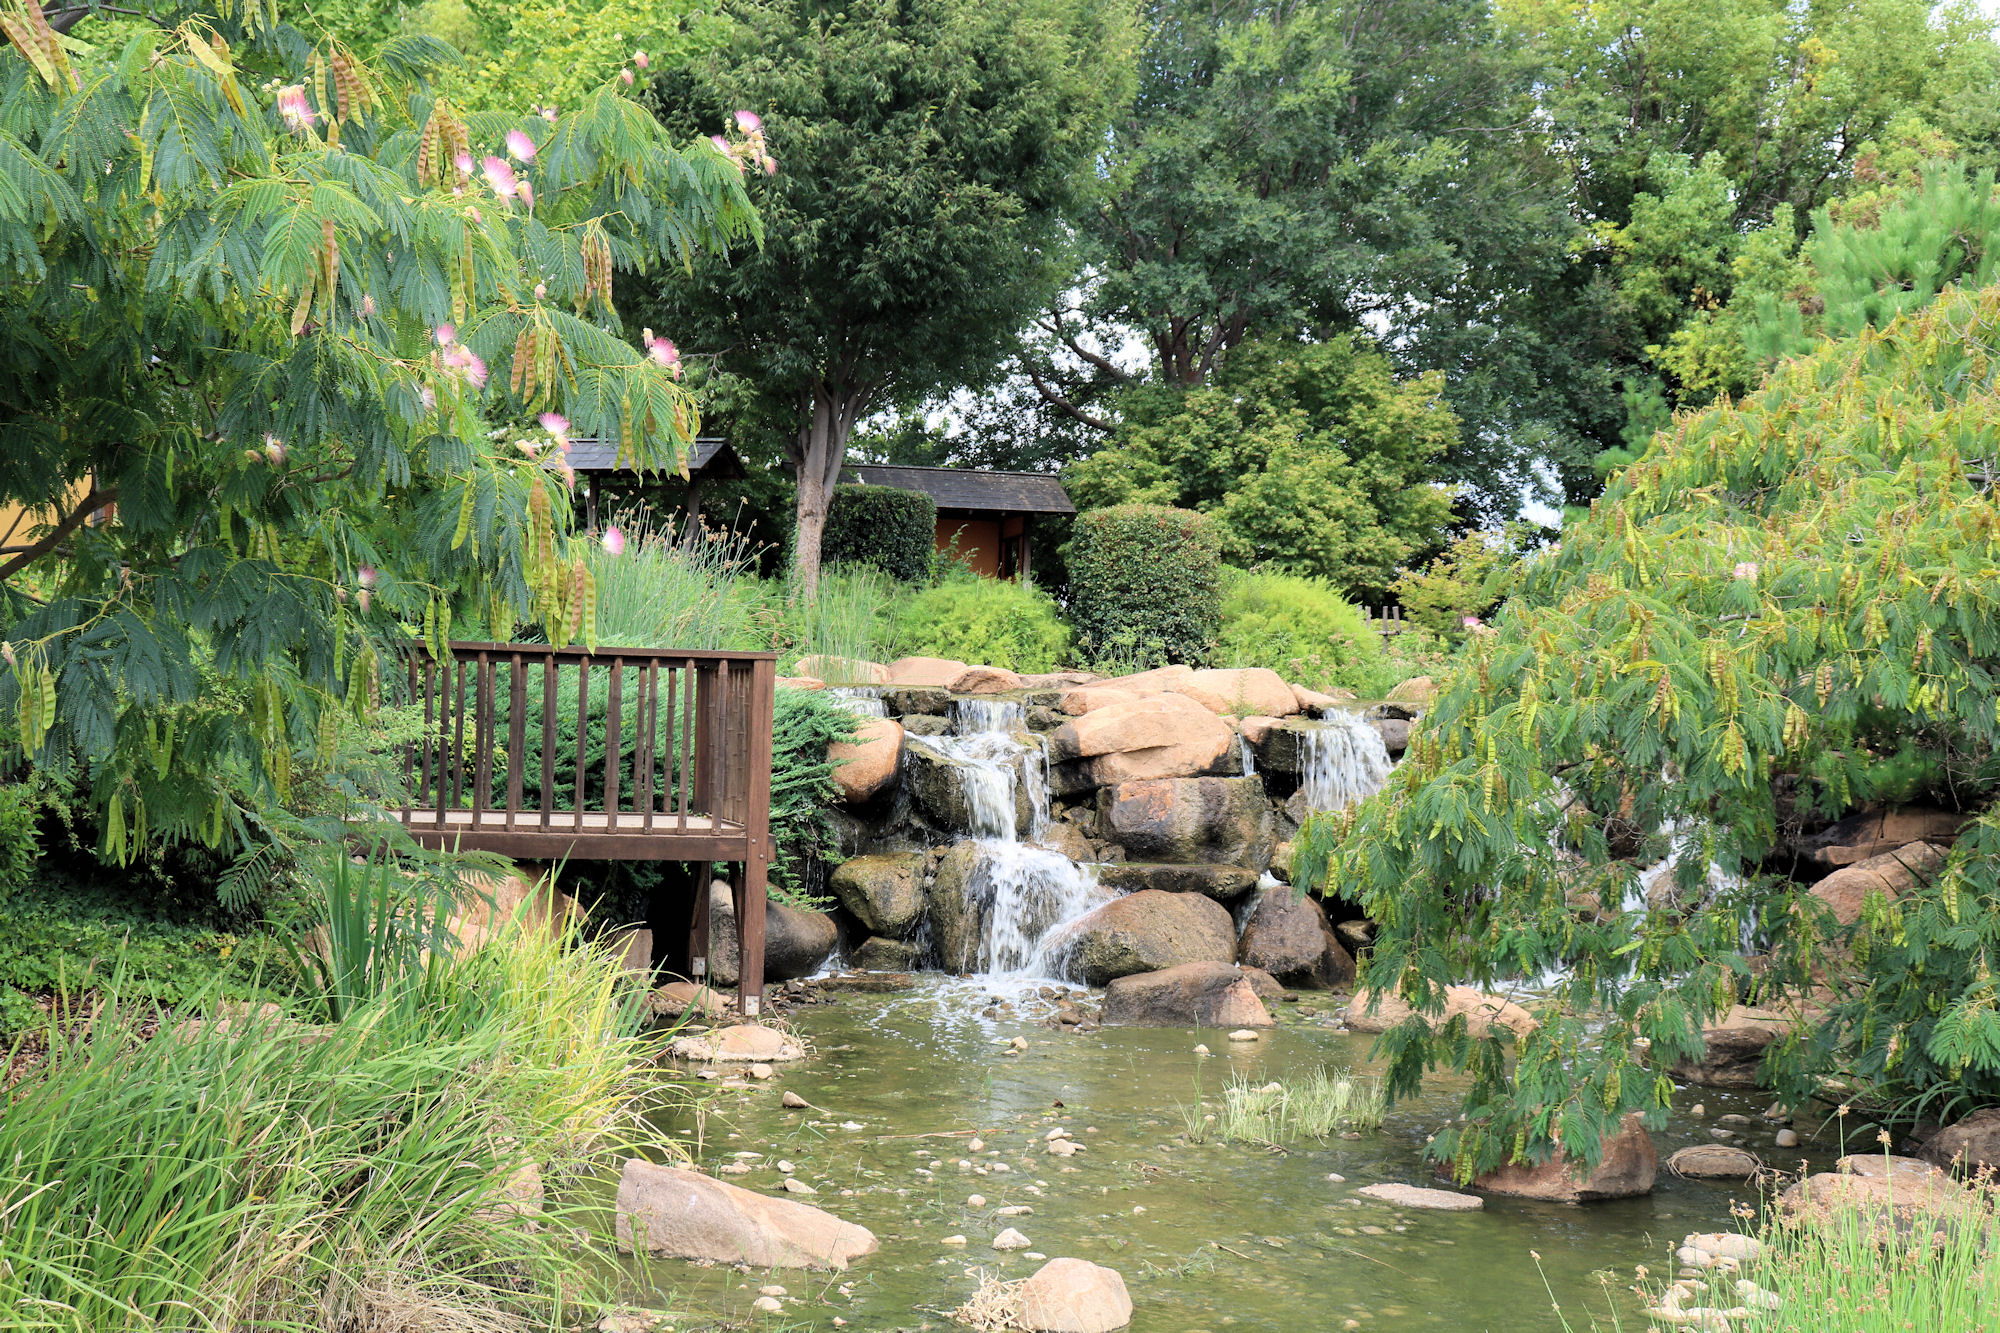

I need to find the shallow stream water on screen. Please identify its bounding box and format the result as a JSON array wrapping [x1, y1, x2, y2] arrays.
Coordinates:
[[642, 978, 1819, 1333]]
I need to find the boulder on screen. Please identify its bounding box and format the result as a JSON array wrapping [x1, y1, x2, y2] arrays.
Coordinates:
[[614, 1160, 876, 1269], [828, 717, 903, 804], [853, 936, 921, 971], [1472, 1112, 1657, 1202], [1238, 965, 1284, 1004], [1015, 1258, 1134, 1333], [1836, 1154, 1942, 1180], [1101, 961, 1274, 1028], [1087, 741, 1236, 786], [1057, 686, 1156, 717], [829, 852, 927, 937], [1170, 668, 1301, 718], [887, 686, 953, 717], [1051, 890, 1236, 985], [951, 665, 1026, 695], [1668, 1006, 1793, 1088], [646, 981, 729, 1022], [706, 881, 839, 985], [1798, 806, 1972, 871], [1049, 694, 1234, 775], [451, 862, 581, 954], [1384, 675, 1436, 707], [1918, 1107, 2000, 1175], [792, 655, 890, 685], [1020, 671, 1099, 690], [903, 714, 952, 737], [1095, 863, 1260, 901], [884, 656, 970, 688], [1290, 684, 1350, 714], [1809, 842, 1949, 925], [1267, 842, 1294, 884], [775, 676, 826, 691], [925, 842, 986, 973], [1099, 664, 1195, 692], [904, 738, 1030, 838], [1666, 1145, 1763, 1179], [1355, 1184, 1483, 1211], [1236, 715, 1282, 748], [1344, 985, 1537, 1039], [1097, 777, 1275, 867], [1779, 1166, 1982, 1238], [1236, 888, 1356, 989], [668, 1023, 805, 1063], [602, 926, 655, 978], [1373, 717, 1411, 755]]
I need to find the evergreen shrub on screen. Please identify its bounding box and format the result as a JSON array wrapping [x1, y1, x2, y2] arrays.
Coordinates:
[[1068, 505, 1221, 670], [892, 575, 1071, 672], [822, 485, 937, 583], [1215, 570, 1382, 693]]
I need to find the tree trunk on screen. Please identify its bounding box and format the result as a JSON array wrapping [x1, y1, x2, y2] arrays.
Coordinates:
[[788, 382, 865, 599]]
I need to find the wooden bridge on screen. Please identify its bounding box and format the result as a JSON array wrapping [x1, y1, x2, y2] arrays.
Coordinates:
[[392, 642, 778, 1014]]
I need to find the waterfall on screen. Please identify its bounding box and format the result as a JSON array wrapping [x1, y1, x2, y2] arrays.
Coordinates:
[[1300, 710, 1395, 812], [828, 687, 888, 719], [918, 695, 1109, 978]]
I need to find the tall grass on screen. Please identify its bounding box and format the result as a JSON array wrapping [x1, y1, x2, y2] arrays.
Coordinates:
[[1180, 1067, 1386, 1145], [588, 513, 770, 651], [774, 565, 896, 676], [0, 917, 661, 1332]]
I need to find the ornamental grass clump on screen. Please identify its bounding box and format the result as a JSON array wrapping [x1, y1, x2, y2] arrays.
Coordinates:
[[1296, 284, 2000, 1180], [1180, 1067, 1384, 1145], [0, 915, 660, 1332]]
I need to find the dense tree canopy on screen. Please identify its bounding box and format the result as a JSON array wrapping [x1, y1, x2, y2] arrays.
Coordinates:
[[0, 1, 753, 856], [639, 0, 1135, 591]]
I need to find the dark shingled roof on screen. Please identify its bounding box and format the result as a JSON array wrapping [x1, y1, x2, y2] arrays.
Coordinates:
[[567, 436, 742, 477], [838, 464, 1074, 515]]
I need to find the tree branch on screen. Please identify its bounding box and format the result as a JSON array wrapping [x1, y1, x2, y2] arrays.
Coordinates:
[[1037, 307, 1134, 384], [0, 486, 115, 583], [1023, 363, 1115, 432]]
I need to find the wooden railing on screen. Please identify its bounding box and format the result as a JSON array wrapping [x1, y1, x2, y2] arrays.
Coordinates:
[[391, 642, 777, 863]]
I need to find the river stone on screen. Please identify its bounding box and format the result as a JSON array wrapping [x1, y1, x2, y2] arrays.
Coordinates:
[[1101, 961, 1273, 1028], [904, 738, 1030, 838], [668, 1023, 805, 1063], [828, 718, 903, 804], [951, 665, 1025, 694], [884, 656, 969, 688], [1809, 841, 1949, 925], [1667, 1144, 1763, 1179], [1170, 668, 1300, 718], [1668, 1005, 1793, 1087], [646, 981, 728, 1022], [853, 936, 921, 971], [1471, 1112, 1657, 1203], [1373, 717, 1412, 755], [706, 881, 838, 984], [1919, 1107, 2000, 1174], [1015, 1257, 1134, 1333], [830, 852, 927, 937], [903, 713, 953, 737], [1236, 887, 1356, 989], [1095, 863, 1260, 901], [614, 1160, 876, 1269], [1050, 694, 1234, 784], [925, 841, 987, 974], [1797, 805, 1972, 872], [1344, 985, 1536, 1039], [1355, 1184, 1483, 1211], [1290, 684, 1349, 714], [1097, 776, 1275, 867], [1055, 890, 1237, 985], [1385, 675, 1436, 707], [793, 655, 890, 686]]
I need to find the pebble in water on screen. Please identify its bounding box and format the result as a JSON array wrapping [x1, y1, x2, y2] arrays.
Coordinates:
[[992, 1227, 1032, 1250], [968, 1194, 987, 1208], [751, 1296, 782, 1313], [781, 1178, 817, 1195], [969, 1138, 986, 1151], [1774, 1128, 1800, 1148], [1193, 1044, 1211, 1056], [775, 1160, 796, 1173], [759, 1285, 787, 1297], [1227, 1029, 1260, 1042], [942, 1234, 967, 1246], [780, 1091, 809, 1109]]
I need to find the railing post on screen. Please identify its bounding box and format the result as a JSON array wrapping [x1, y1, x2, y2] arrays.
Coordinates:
[[737, 657, 776, 1017]]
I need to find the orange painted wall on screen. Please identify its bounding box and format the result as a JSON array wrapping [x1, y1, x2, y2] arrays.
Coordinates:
[[934, 516, 1030, 579]]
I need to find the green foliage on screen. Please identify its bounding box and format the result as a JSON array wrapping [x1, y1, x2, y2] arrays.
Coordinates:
[[285, 852, 463, 1023], [1390, 529, 1529, 643], [1179, 1067, 1385, 1145], [1215, 570, 1380, 695], [0, 3, 757, 866], [772, 567, 897, 675], [892, 575, 1071, 673], [768, 687, 854, 902], [1067, 337, 1458, 597], [590, 513, 772, 650], [1294, 285, 2000, 1176], [0, 922, 657, 1330], [1067, 505, 1220, 671], [822, 485, 938, 584]]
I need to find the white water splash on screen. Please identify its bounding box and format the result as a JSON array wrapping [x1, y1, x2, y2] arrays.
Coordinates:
[[828, 687, 888, 719], [1300, 710, 1395, 812]]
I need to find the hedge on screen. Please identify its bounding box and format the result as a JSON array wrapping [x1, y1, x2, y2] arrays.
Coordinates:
[[1067, 504, 1221, 670], [821, 485, 937, 583]]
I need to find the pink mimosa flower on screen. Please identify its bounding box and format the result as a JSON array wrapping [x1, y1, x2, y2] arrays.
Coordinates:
[[481, 156, 517, 197], [467, 206, 482, 224], [360, 293, 376, 317], [357, 565, 378, 589], [515, 181, 534, 209], [453, 151, 474, 177], [263, 434, 287, 465], [538, 412, 570, 445], [1462, 615, 1482, 630], [357, 588, 372, 613], [419, 385, 437, 412], [541, 106, 558, 123], [761, 154, 778, 175], [275, 85, 315, 131], [709, 134, 731, 154], [534, 281, 548, 299], [602, 525, 627, 556], [633, 49, 650, 68], [505, 128, 536, 161], [647, 338, 681, 374], [1733, 561, 1760, 581], [734, 110, 762, 134], [463, 353, 488, 388], [435, 323, 456, 346], [620, 68, 634, 85]]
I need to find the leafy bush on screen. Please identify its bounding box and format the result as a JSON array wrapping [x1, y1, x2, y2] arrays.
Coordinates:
[[768, 688, 856, 904], [773, 565, 898, 673], [1295, 284, 2000, 1179], [892, 575, 1071, 672], [1390, 528, 1529, 643], [822, 485, 938, 583], [1067, 505, 1221, 671], [1215, 569, 1381, 693]]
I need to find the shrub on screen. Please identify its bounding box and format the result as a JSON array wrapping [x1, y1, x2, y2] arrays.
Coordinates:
[[1067, 504, 1221, 671], [821, 484, 938, 583], [1215, 569, 1382, 693], [1390, 528, 1527, 643], [891, 575, 1071, 672]]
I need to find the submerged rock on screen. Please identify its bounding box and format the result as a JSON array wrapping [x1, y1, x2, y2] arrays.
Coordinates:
[[646, 981, 729, 1022], [1355, 1183, 1482, 1211], [1235, 887, 1356, 989], [1054, 890, 1237, 985], [1016, 1257, 1134, 1333], [1101, 961, 1273, 1028], [926, 841, 988, 974], [1666, 1144, 1763, 1180], [668, 1023, 805, 1064], [1471, 1112, 1657, 1202], [614, 1160, 876, 1269]]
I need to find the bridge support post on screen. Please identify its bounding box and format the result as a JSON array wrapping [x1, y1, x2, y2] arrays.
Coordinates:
[[738, 852, 766, 1016], [687, 860, 712, 982]]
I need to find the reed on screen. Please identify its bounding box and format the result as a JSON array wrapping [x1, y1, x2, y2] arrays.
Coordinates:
[[1180, 1067, 1385, 1145]]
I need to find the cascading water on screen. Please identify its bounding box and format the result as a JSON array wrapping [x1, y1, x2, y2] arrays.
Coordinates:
[[828, 687, 889, 719], [916, 698, 1109, 977], [1299, 709, 1395, 812]]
